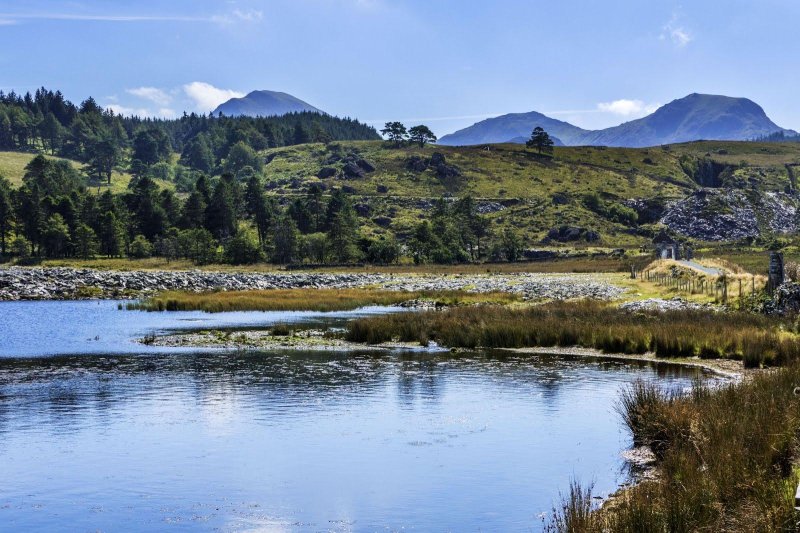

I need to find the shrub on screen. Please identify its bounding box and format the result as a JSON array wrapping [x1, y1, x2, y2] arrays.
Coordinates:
[[128, 235, 153, 258]]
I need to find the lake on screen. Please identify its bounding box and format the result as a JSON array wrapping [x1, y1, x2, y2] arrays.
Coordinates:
[[0, 300, 708, 531]]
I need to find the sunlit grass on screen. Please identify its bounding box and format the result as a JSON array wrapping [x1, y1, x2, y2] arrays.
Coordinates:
[[127, 288, 520, 313], [547, 363, 800, 531], [346, 301, 800, 367]]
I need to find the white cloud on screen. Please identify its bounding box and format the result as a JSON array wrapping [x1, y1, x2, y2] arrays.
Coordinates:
[[157, 108, 178, 119], [597, 99, 660, 116], [661, 14, 693, 47], [126, 86, 171, 106], [105, 104, 151, 117], [0, 12, 213, 23], [212, 8, 264, 25], [105, 103, 177, 118], [183, 82, 244, 112]]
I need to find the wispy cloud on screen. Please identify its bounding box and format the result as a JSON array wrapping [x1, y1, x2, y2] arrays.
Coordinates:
[[126, 87, 172, 106], [661, 13, 693, 47], [596, 99, 660, 116], [183, 82, 244, 112], [0, 13, 214, 23], [0, 8, 265, 25]]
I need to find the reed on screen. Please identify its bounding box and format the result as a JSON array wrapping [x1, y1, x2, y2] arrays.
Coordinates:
[[549, 364, 800, 531], [126, 288, 519, 313], [345, 301, 800, 366]]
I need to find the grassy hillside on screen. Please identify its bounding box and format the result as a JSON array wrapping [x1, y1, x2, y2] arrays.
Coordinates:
[[256, 140, 800, 246], [4, 140, 800, 250], [0, 151, 172, 194]]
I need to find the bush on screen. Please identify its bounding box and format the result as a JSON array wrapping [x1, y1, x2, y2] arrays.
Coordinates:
[[224, 230, 264, 265], [128, 235, 153, 258]]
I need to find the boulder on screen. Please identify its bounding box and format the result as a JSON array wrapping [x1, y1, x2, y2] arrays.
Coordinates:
[[356, 158, 376, 172], [376, 184, 389, 193], [372, 216, 393, 228], [342, 162, 364, 179], [405, 156, 428, 172], [317, 167, 337, 179], [354, 203, 371, 217]]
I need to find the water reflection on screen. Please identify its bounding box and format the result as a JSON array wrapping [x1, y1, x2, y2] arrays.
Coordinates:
[[0, 345, 710, 532]]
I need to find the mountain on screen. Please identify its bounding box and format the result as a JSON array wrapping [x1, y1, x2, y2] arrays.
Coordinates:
[[213, 90, 323, 117], [579, 94, 793, 147], [439, 94, 794, 147], [438, 111, 587, 146]]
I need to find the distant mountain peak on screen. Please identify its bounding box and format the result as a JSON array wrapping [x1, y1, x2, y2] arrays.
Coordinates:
[[439, 93, 792, 147], [213, 90, 323, 117]]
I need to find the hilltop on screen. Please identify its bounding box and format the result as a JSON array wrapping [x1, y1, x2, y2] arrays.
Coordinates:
[[439, 93, 796, 147], [213, 90, 323, 117]]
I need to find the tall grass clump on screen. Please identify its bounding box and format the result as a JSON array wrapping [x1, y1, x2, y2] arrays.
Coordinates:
[[126, 288, 518, 313], [548, 364, 800, 532], [346, 301, 800, 367]]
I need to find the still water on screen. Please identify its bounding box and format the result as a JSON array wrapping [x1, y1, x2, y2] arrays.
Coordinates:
[[0, 301, 708, 532]]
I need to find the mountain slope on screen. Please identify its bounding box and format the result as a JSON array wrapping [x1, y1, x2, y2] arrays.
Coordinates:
[[438, 111, 588, 146], [213, 90, 323, 117], [439, 94, 793, 147], [579, 93, 791, 147]]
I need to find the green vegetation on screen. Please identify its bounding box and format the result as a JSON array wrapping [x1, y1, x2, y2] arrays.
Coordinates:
[[4, 88, 800, 267], [345, 302, 800, 367], [127, 288, 519, 313], [547, 364, 800, 532]]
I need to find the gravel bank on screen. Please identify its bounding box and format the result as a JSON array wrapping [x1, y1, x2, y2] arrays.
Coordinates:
[[0, 267, 626, 301]]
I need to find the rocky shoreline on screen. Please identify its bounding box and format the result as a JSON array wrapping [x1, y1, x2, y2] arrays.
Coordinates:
[[0, 266, 626, 301]]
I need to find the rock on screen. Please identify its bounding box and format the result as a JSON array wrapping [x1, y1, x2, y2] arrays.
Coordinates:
[[661, 188, 798, 241], [620, 297, 712, 313], [356, 158, 375, 172], [0, 267, 625, 303], [317, 167, 337, 179], [372, 216, 393, 228], [547, 226, 588, 242], [376, 184, 389, 193], [405, 156, 428, 172], [429, 152, 447, 166], [354, 203, 371, 217], [342, 162, 364, 179], [476, 201, 506, 214]]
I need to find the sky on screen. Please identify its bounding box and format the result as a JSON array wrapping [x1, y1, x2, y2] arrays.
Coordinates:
[[0, 0, 798, 137]]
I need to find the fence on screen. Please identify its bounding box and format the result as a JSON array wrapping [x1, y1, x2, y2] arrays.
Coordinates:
[[640, 268, 758, 305]]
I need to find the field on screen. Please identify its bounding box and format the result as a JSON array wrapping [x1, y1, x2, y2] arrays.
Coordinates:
[[0, 151, 171, 194]]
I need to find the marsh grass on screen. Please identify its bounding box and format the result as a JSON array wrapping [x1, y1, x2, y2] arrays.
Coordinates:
[[126, 288, 519, 313], [345, 301, 800, 366], [550, 364, 800, 532]]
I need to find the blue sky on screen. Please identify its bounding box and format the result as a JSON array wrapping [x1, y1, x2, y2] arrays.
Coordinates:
[[0, 0, 798, 136]]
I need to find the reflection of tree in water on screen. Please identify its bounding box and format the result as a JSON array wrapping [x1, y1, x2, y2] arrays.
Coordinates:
[[0, 350, 706, 437]]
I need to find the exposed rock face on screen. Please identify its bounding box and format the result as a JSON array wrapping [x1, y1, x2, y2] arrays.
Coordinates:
[[342, 161, 364, 179], [317, 167, 337, 179], [0, 267, 625, 302], [544, 226, 599, 243], [403, 153, 460, 179], [624, 198, 667, 224], [660, 188, 799, 241]]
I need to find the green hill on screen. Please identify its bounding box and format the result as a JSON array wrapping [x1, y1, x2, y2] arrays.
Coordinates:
[[253, 140, 800, 246], [0, 151, 172, 194]]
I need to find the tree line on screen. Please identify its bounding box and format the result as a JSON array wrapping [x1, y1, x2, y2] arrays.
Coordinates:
[[0, 87, 380, 188], [0, 153, 523, 265]]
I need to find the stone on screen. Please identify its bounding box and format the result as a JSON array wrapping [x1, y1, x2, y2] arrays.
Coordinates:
[[342, 162, 364, 179], [405, 156, 428, 172], [356, 159, 375, 172], [316, 167, 337, 179]]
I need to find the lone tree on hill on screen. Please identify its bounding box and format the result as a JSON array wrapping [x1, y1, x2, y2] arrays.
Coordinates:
[[408, 125, 437, 147], [526, 126, 554, 155], [380, 121, 408, 146]]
